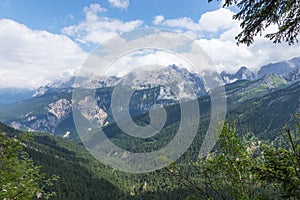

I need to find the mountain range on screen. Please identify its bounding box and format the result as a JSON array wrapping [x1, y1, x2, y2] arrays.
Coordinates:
[[0, 88, 34, 104], [221, 56, 300, 83], [0, 56, 299, 139]]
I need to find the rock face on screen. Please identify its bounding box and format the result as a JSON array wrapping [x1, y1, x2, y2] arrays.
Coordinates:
[[32, 86, 49, 97], [283, 67, 300, 82], [7, 98, 73, 134], [120, 65, 207, 100], [77, 96, 108, 126], [48, 99, 71, 120]]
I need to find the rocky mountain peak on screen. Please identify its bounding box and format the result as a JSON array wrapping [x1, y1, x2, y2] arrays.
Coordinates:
[[258, 56, 300, 78], [221, 66, 256, 84]]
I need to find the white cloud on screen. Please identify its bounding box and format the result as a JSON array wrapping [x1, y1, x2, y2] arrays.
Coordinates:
[[105, 50, 193, 77], [198, 8, 238, 32], [197, 29, 300, 73], [152, 15, 203, 40], [152, 8, 300, 73], [163, 17, 201, 31], [153, 15, 201, 32], [153, 15, 165, 25], [196, 13, 300, 73], [153, 8, 236, 34], [84, 3, 107, 14], [108, 0, 129, 9], [0, 19, 87, 88], [62, 3, 142, 44], [80, 30, 217, 81]]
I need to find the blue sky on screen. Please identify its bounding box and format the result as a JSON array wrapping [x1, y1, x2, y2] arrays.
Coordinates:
[[0, 0, 221, 33], [0, 0, 299, 88]]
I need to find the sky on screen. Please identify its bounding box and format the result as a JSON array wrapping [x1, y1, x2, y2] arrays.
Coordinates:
[[0, 0, 299, 88]]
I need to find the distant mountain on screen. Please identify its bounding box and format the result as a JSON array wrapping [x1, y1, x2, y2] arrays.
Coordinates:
[[32, 77, 76, 97], [221, 66, 256, 83], [258, 56, 300, 78], [0, 88, 34, 104], [119, 64, 207, 99], [0, 65, 207, 137], [221, 56, 300, 84], [1, 56, 300, 137], [33, 76, 120, 97], [283, 67, 300, 82], [34, 65, 207, 100], [225, 74, 288, 103]]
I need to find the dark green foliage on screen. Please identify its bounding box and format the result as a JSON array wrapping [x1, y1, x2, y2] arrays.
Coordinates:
[[254, 122, 300, 198], [1, 115, 300, 199], [165, 120, 300, 199], [165, 123, 263, 199], [0, 130, 56, 200], [25, 133, 124, 200], [226, 81, 300, 141]]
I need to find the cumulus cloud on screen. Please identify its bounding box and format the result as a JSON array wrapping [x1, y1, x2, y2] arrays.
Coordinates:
[[198, 8, 238, 32], [108, 0, 129, 9], [153, 15, 165, 25], [152, 8, 300, 73], [62, 3, 142, 44], [0, 19, 87, 88], [196, 14, 300, 72], [153, 8, 236, 34]]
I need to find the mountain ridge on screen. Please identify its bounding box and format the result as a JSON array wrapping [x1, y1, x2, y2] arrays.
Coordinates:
[[0, 57, 300, 137], [221, 56, 300, 83]]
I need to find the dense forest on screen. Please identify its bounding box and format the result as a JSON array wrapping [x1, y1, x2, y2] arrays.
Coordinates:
[[1, 117, 299, 199]]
